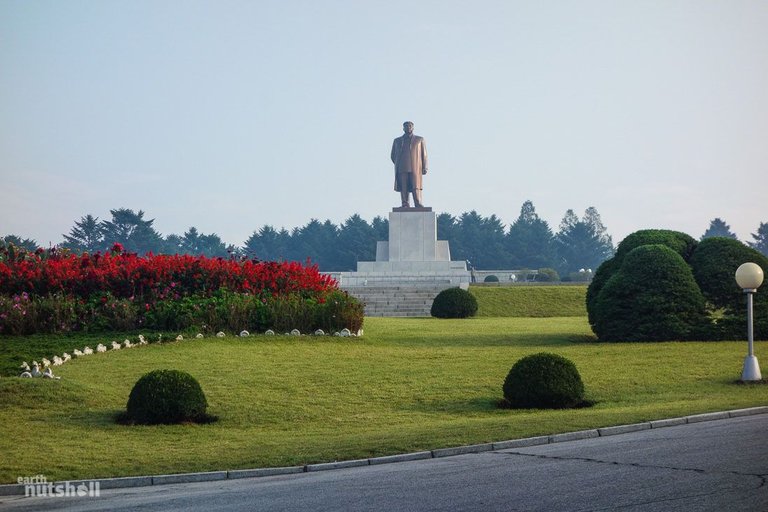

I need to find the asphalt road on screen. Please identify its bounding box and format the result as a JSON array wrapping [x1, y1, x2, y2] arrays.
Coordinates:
[[2, 414, 767, 511]]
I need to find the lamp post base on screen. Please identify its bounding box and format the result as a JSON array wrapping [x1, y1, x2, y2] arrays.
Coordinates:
[[741, 355, 762, 382]]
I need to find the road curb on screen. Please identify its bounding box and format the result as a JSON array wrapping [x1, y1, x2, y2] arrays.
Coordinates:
[[1, 406, 766, 497], [306, 459, 370, 472], [549, 429, 599, 443], [432, 443, 495, 458], [597, 422, 651, 437]]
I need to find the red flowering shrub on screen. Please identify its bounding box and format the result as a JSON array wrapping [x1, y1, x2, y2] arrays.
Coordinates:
[[0, 246, 363, 334]]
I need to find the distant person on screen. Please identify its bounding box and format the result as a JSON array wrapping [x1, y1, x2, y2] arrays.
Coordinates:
[[390, 121, 428, 208]]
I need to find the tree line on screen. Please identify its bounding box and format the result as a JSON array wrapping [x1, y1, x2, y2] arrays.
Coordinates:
[[3, 204, 767, 277]]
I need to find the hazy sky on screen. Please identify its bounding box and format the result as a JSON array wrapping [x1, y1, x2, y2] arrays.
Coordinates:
[[2, 0, 767, 248]]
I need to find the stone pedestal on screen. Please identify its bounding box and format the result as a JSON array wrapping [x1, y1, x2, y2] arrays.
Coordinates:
[[376, 210, 450, 262], [338, 209, 469, 288]]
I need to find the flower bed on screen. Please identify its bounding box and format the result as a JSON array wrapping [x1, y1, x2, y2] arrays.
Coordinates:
[[0, 244, 363, 335]]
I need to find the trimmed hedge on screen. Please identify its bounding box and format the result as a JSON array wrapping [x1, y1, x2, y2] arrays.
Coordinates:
[[0, 289, 364, 335], [689, 237, 768, 339], [690, 237, 768, 313], [502, 352, 585, 409], [430, 287, 478, 319], [591, 245, 709, 341], [613, 229, 698, 263], [125, 369, 213, 425], [587, 229, 768, 341], [587, 230, 697, 325]]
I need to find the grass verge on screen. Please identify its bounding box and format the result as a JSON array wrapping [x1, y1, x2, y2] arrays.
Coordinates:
[[1, 316, 766, 483]]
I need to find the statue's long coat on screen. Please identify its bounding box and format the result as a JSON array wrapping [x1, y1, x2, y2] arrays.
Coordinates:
[[391, 134, 428, 192]]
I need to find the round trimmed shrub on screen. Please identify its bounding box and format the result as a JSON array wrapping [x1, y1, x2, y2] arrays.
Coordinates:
[[587, 230, 697, 323], [614, 229, 698, 263], [430, 287, 478, 318], [126, 369, 210, 425], [503, 353, 585, 409], [484, 275, 499, 283], [591, 245, 709, 341]]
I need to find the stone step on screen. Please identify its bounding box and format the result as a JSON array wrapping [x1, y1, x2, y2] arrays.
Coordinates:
[[342, 284, 458, 317]]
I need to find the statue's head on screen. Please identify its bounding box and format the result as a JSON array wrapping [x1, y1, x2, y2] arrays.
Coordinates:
[[403, 121, 414, 134]]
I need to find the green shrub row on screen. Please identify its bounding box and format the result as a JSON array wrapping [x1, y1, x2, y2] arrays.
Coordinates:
[[0, 289, 364, 336]]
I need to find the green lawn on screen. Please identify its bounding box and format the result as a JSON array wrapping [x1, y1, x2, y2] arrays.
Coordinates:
[[0, 316, 766, 483], [470, 285, 588, 317]]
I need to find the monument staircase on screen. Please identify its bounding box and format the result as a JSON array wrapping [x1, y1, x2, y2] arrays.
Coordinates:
[[342, 282, 453, 317]]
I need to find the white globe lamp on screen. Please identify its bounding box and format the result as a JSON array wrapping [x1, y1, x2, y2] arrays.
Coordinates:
[[735, 263, 764, 382]]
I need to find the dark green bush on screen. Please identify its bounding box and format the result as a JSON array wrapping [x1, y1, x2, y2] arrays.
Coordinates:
[[484, 275, 499, 283], [587, 230, 697, 322], [586, 229, 768, 342], [689, 237, 768, 313], [313, 290, 365, 334], [689, 238, 768, 340], [430, 287, 478, 318], [614, 229, 698, 263], [591, 245, 710, 341], [585, 258, 619, 326], [125, 369, 212, 425], [502, 352, 585, 409]]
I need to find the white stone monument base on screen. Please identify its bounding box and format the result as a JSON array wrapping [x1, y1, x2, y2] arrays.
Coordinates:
[[339, 260, 469, 287], [338, 209, 469, 288]]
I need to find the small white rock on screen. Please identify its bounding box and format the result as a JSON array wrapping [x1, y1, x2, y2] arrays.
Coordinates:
[[314, 329, 325, 336], [264, 330, 275, 336], [42, 367, 61, 380], [83, 346, 93, 355], [290, 329, 301, 336], [240, 330, 250, 337], [196, 333, 204, 339], [340, 328, 351, 337], [216, 331, 226, 338], [96, 344, 107, 353], [176, 335, 184, 341]]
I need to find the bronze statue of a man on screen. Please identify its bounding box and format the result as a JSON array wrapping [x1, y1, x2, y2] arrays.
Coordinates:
[[390, 121, 428, 208]]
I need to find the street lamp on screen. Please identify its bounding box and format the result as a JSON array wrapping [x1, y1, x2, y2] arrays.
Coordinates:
[[735, 262, 765, 381]]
